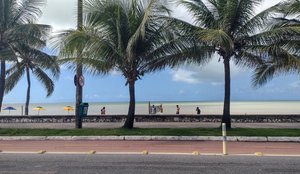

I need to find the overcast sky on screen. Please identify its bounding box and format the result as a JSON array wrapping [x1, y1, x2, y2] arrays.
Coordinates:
[[4, 0, 300, 104]]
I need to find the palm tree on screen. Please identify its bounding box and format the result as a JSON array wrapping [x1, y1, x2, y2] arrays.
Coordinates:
[[0, 0, 48, 111], [75, 0, 83, 128], [179, 0, 300, 128], [54, 0, 208, 129], [253, 0, 300, 86], [5, 44, 60, 115]]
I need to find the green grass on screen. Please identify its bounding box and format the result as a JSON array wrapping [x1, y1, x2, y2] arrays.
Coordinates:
[[0, 128, 299, 137]]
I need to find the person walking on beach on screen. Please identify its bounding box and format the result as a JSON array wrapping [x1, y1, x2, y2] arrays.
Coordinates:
[[101, 107, 106, 115], [196, 107, 201, 115], [176, 105, 180, 114]]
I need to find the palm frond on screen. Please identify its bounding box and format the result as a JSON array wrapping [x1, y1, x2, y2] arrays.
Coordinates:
[[223, 0, 260, 34], [252, 62, 276, 87], [126, 0, 171, 61], [247, 26, 300, 46], [14, 0, 46, 24], [180, 0, 217, 28], [0, 48, 16, 61], [276, 0, 300, 16], [237, 2, 280, 36], [32, 67, 55, 97], [8, 23, 52, 47], [199, 29, 234, 51], [5, 63, 25, 94]]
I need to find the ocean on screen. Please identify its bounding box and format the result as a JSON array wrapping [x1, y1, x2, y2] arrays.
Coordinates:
[[1, 101, 300, 116]]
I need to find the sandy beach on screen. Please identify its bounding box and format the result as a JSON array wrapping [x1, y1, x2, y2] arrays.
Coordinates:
[[1, 101, 300, 116]]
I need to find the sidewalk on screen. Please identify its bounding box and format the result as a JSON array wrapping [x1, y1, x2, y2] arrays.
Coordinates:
[[1, 122, 299, 142]]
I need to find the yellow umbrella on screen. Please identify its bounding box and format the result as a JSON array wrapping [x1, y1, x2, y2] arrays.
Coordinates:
[[33, 106, 45, 115], [64, 106, 74, 114]]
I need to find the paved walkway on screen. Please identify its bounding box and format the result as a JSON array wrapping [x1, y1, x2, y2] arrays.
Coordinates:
[[0, 122, 299, 129], [1, 122, 299, 155], [0, 140, 299, 156]]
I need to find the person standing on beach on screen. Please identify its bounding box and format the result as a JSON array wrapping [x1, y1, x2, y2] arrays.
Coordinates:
[[196, 107, 201, 115], [101, 107, 106, 115], [151, 105, 156, 114], [159, 104, 163, 114], [176, 105, 180, 114]]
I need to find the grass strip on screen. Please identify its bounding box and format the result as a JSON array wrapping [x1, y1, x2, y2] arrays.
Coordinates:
[[0, 128, 299, 137]]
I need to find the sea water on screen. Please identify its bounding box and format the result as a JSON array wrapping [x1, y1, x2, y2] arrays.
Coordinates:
[[1, 101, 300, 116]]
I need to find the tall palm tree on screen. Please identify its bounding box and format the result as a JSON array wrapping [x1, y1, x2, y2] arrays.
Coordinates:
[[253, 0, 300, 86], [75, 0, 83, 128], [179, 0, 300, 128], [54, 0, 209, 129], [0, 0, 48, 111], [5, 44, 60, 115]]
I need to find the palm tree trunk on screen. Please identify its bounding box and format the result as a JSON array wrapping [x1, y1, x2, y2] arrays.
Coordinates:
[[123, 80, 135, 129], [222, 56, 231, 129], [0, 1, 4, 111], [75, 0, 83, 129], [0, 61, 5, 112], [25, 67, 31, 115], [75, 65, 83, 128]]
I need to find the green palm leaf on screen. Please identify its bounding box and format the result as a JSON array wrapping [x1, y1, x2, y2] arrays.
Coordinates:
[[5, 63, 25, 94], [32, 67, 55, 97]]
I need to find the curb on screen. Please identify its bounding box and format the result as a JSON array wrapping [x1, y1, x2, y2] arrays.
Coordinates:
[[0, 136, 299, 142]]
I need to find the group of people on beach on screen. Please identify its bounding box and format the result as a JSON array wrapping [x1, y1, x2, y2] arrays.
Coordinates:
[[101, 104, 201, 115], [150, 104, 201, 115], [175, 105, 201, 115], [151, 104, 163, 114]]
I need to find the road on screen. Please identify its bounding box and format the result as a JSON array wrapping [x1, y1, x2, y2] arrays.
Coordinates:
[[0, 154, 299, 174]]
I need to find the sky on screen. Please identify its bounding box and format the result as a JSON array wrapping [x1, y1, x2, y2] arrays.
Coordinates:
[[4, 0, 300, 104]]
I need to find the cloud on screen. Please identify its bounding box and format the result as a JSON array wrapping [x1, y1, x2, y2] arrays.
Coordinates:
[[38, 0, 76, 31], [110, 69, 122, 76], [171, 69, 200, 84], [37, 0, 281, 32], [170, 56, 243, 85]]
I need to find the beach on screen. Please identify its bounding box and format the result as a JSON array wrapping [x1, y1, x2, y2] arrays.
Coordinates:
[[1, 101, 300, 116]]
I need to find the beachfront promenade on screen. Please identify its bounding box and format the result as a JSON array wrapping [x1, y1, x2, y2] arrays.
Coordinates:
[[1, 140, 300, 156], [1, 122, 299, 156]]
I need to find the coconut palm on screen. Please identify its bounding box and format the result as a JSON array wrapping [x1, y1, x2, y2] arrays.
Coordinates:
[[75, 0, 83, 128], [54, 0, 209, 129], [0, 0, 48, 111], [253, 0, 300, 86], [5, 44, 60, 115], [179, 0, 300, 128]]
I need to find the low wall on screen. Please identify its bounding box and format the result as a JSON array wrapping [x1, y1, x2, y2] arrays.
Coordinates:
[[0, 114, 300, 123]]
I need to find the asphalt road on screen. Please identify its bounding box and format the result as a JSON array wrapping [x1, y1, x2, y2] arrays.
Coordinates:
[[0, 154, 299, 174]]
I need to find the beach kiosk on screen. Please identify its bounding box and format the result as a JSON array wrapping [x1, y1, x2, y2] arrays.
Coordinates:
[[79, 103, 89, 118]]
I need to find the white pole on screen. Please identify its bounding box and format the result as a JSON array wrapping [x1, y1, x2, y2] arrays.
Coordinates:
[[148, 101, 151, 114], [222, 123, 228, 155]]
